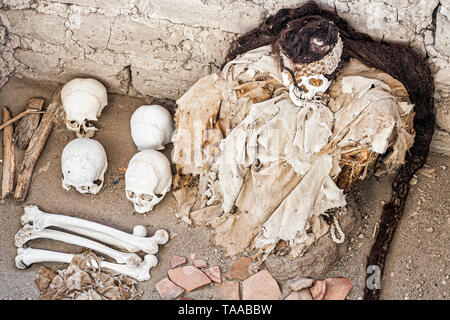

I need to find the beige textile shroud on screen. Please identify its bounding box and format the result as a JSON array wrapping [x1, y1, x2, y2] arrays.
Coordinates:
[[172, 45, 415, 260], [35, 252, 141, 300]]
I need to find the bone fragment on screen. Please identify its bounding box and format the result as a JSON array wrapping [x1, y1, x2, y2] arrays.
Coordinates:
[[21, 205, 169, 254], [15, 224, 142, 267], [15, 247, 157, 281]]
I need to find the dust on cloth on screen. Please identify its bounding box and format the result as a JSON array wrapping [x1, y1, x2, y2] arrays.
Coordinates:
[[35, 252, 142, 300], [172, 45, 414, 259]]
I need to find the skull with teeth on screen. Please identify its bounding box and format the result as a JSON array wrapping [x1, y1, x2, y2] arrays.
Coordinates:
[[61, 78, 108, 138], [61, 138, 108, 195], [125, 150, 172, 213]]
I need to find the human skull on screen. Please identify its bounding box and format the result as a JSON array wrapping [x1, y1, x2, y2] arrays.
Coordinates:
[[130, 105, 174, 151], [282, 72, 332, 105], [61, 138, 108, 195], [125, 150, 172, 213], [61, 78, 108, 138]]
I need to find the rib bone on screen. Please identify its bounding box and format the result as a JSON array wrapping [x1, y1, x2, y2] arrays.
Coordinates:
[[15, 247, 157, 281], [21, 205, 169, 254], [15, 224, 142, 267]]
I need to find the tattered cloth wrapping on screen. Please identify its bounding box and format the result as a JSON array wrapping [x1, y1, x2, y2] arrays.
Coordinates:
[[172, 41, 414, 261], [35, 252, 142, 300]]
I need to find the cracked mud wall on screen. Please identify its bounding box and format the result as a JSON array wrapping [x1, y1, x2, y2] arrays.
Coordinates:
[[0, 0, 449, 153]]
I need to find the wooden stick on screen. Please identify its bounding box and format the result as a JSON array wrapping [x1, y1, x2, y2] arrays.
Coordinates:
[[14, 85, 63, 202], [0, 109, 44, 132], [14, 98, 45, 150], [1, 106, 15, 199]]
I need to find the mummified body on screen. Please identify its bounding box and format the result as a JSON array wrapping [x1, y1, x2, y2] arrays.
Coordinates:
[[172, 11, 415, 262]]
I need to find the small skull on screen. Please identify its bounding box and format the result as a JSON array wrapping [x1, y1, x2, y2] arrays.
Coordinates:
[[61, 78, 108, 138], [125, 150, 172, 213], [130, 105, 174, 151], [61, 138, 108, 195]]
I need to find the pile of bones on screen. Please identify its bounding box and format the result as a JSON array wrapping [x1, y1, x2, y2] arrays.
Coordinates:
[[14, 78, 177, 289]]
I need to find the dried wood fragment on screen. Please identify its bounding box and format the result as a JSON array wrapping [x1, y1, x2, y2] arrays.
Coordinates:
[[0, 109, 43, 131], [14, 86, 62, 202], [13, 98, 45, 150], [1, 106, 15, 199]]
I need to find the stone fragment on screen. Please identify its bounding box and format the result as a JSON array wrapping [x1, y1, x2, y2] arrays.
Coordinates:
[[212, 281, 240, 300], [170, 255, 187, 268], [285, 289, 313, 300], [241, 270, 281, 300], [226, 257, 251, 280], [155, 277, 185, 300], [286, 277, 314, 291], [167, 266, 211, 292], [435, 9, 450, 56], [264, 195, 360, 281], [204, 266, 222, 283], [323, 278, 353, 300], [310, 280, 327, 300], [431, 130, 450, 156], [193, 259, 207, 268]]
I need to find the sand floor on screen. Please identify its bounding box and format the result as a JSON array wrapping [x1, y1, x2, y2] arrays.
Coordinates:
[[0, 76, 448, 300]]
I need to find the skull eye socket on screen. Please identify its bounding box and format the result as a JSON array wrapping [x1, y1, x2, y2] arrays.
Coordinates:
[[140, 194, 153, 202], [68, 120, 80, 129], [127, 191, 136, 199], [309, 78, 324, 87]]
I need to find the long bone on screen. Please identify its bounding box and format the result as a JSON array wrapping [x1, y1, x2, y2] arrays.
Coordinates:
[[15, 224, 142, 267], [21, 205, 169, 254], [15, 247, 157, 281]]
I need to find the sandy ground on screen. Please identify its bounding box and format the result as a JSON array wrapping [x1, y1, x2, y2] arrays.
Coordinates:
[[0, 76, 448, 300]]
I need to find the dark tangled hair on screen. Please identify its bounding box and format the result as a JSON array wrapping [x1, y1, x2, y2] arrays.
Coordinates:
[[225, 1, 435, 300]]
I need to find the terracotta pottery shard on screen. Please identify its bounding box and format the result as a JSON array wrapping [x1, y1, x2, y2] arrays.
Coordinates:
[[156, 277, 185, 300], [286, 277, 314, 291], [167, 266, 211, 292], [213, 281, 240, 300], [170, 255, 187, 268], [323, 277, 352, 300], [193, 259, 208, 268], [226, 256, 252, 280], [241, 269, 281, 300], [285, 289, 313, 300], [204, 266, 222, 283], [310, 280, 327, 300]]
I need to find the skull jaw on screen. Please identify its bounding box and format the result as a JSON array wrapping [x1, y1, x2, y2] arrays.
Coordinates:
[[132, 200, 160, 214], [126, 192, 164, 214]]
